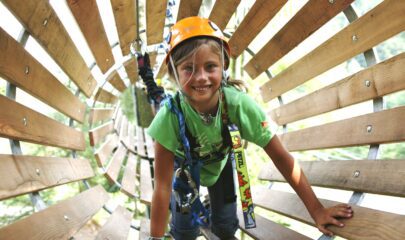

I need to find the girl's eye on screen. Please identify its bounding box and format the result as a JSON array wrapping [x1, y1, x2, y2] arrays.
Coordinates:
[[183, 66, 193, 72]]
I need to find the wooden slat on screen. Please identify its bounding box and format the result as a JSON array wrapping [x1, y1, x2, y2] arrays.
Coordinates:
[[123, 57, 138, 84], [89, 121, 114, 146], [139, 218, 150, 239], [253, 187, 405, 240], [261, 0, 405, 102], [208, 0, 241, 31], [95, 88, 119, 104], [238, 211, 310, 240], [137, 126, 146, 158], [119, 117, 128, 141], [145, 133, 155, 159], [0, 185, 110, 240], [67, 0, 114, 73], [2, 0, 97, 97], [0, 28, 86, 123], [0, 95, 85, 150], [121, 153, 137, 197], [89, 108, 115, 125], [176, 0, 202, 21], [95, 134, 119, 167], [0, 155, 94, 200], [270, 53, 405, 125], [140, 159, 153, 205], [280, 106, 405, 151], [156, 61, 167, 79], [114, 109, 123, 134], [95, 205, 132, 240], [146, 0, 167, 45], [259, 160, 405, 197], [244, 0, 354, 79], [107, 70, 127, 93], [105, 144, 127, 184], [110, 0, 137, 56], [228, 0, 287, 58]]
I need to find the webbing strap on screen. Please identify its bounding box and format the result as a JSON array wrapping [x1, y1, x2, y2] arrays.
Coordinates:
[[221, 92, 256, 229], [228, 124, 256, 229]]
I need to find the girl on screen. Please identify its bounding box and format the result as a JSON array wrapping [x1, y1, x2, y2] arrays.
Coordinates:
[[144, 16, 353, 240]]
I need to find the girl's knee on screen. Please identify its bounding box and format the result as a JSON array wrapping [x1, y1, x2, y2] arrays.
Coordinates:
[[211, 218, 239, 239]]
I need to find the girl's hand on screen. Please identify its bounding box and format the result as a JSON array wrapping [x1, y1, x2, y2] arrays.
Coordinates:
[[312, 204, 353, 236]]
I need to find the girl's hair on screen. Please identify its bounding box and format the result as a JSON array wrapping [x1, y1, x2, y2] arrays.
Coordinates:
[[167, 37, 248, 92]]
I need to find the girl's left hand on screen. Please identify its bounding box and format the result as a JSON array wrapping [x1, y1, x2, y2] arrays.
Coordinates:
[[312, 204, 353, 236]]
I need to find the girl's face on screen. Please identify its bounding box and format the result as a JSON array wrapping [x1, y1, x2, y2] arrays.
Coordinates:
[[176, 44, 223, 111]]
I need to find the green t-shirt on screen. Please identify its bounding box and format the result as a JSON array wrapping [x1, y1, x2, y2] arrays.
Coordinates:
[[147, 86, 273, 186]]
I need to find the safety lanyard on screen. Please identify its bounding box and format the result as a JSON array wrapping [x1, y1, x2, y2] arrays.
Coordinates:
[[221, 92, 256, 229]]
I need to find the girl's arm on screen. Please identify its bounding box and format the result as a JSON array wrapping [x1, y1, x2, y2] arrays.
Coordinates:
[[263, 135, 353, 236], [150, 141, 175, 238]]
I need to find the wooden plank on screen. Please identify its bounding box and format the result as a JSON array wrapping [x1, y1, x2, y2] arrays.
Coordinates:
[[114, 109, 123, 135], [122, 123, 136, 153], [145, 133, 155, 159], [259, 159, 405, 197], [228, 0, 287, 58], [0, 185, 110, 240], [95, 88, 119, 104], [121, 153, 137, 197], [119, 117, 128, 141], [156, 61, 167, 79], [208, 0, 241, 31], [107, 70, 127, 93], [137, 126, 146, 158], [67, 0, 114, 73], [244, 0, 354, 79], [253, 187, 405, 240], [0, 28, 86, 123], [261, 0, 405, 102], [123, 57, 138, 84], [0, 95, 85, 151], [2, 0, 97, 97], [89, 121, 114, 147], [270, 53, 405, 125], [176, 0, 203, 21], [95, 205, 132, 240], [0, 155, 94, 200], [238, 210, 310, 240], [95, 134, 119, 167], [139, 218, 150, 239], [146, 0, 167, 45], [110, 0, 138, 56], [105, 144, 127, 184], [89, 108, 115, 125], [140, 159, 153, 205], [280, 106, 405, 151]]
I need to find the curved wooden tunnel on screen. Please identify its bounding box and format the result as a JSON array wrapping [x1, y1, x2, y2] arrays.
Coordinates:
[[0, 0, 404, 239]]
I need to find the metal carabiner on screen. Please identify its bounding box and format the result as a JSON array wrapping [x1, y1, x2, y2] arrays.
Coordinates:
[[173, 167, 199, 214]]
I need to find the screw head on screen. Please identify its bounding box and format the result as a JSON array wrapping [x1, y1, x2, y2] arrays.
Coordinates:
[[329, 0, 334, 3], [42, 18, 48, 26], [365, 80, 371, 87], [352, 35, 358, 42], [25, 66, 30, 74], [64, 215, 70, 221], [353, 170, 360, 178], [22, 118, 28, 126], [366, 125, 372, 133]]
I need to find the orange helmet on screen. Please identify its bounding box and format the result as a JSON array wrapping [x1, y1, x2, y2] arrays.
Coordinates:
[[164, 16, 230, 64]]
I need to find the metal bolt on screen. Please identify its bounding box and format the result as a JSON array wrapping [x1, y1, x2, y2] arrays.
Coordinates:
[[353, 170, 360, 178], [365, 80, 371, 87], [254, 64, 260, 69], [25, 66, 30, 74], [329, 0, 334, 3], [106, 58, 109, 62], [36, 169, 40, 176], [42, 18, 48, 26], [64, 215, 70, 221], [22, 118, 27, 126], [366, 125, 372, 133], [352, 35, 358, 42]]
